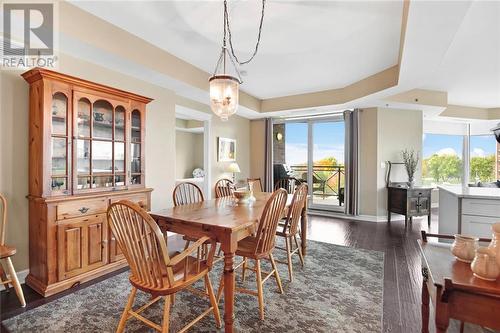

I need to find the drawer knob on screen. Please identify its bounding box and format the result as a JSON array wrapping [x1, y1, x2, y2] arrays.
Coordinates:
[[78, 207, 90, 214]]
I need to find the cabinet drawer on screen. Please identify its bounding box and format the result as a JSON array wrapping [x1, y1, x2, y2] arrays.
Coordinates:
[[57, 198, 108, 220], [461, 214, 499, 238], [110, 193, 148, 210], [462, 199, 500, 217]]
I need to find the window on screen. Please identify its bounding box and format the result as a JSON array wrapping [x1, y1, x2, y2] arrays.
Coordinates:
[[469, 135, 497, 183], [422, 134, 463, 186]]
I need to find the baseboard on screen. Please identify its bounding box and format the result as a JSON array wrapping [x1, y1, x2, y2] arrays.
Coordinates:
[[308, 210, 426, 223], [0, 268, 29, 291]]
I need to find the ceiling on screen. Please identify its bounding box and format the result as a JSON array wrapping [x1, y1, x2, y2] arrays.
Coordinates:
[[70, 0, 404, 100], [422, 0, 500, 108]]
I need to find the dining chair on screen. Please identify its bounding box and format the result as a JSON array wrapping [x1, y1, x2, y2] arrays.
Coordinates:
[[274, 177, 301, 194], [247, 178, 263, 193], [173, 182, 223, 262], [107, 200, 221, 333], [0, 193, 26, 307], [172, 182, 204, 206], [275, 184, 307, 282], [215, 178, 235, 198], [217, 188, 288, 320]]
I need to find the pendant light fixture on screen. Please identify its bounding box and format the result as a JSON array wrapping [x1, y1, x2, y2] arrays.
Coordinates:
[[209, 0, 266, 121]]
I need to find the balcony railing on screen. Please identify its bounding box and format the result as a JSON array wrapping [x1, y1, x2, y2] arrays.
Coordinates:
[[289, 164, 345, 201]]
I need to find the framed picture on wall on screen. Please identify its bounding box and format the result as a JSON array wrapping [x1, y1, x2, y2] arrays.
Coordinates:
[[218, 137, 236, 161]]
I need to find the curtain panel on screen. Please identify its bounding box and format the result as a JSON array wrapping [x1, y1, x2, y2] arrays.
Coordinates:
[[264, 118, 274, 192], [344, 109, 360, 216]]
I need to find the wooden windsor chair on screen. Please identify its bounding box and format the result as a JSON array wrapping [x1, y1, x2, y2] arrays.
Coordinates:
[[0, 193, 26, 307], [107, 200, 221, 333], [275, 184, 307, 281], [216, 189, 288, 320], [274, 177, 301, 194], [172, 182, 204, 206], [247, 178, 263, 193], [173, 182, 223, 263], [214, 178, 235, 198]]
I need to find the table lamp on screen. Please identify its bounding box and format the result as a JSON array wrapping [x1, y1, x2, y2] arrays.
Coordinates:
[[227, 162, 241, 183]]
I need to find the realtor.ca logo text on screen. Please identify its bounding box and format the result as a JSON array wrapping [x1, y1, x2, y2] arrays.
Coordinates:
[[2, 2, 58, 69]]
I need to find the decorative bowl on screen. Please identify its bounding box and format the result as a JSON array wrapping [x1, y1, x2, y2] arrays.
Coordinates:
[[451, 234, 479, 263], [233, 189, 251, 202]]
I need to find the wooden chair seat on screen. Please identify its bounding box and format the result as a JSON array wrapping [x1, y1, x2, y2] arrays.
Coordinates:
[[0, 244, 16, 259], [131, 256, 211, 296], [235, 236, 269, 260]]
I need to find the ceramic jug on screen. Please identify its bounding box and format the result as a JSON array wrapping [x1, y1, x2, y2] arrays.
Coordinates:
[[451, 234, 478, 263], [488, 222, 500, 267], [471, 247, 500, 281]]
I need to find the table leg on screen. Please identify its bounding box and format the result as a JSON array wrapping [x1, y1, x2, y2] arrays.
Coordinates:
[[421, 280, 429, 333], [223, 252, 236, 333], [300, 206, 307, 256], [435, 288, 449, 333]]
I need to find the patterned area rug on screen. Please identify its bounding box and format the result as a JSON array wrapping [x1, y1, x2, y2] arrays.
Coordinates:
[[2, 241, 384, 332]]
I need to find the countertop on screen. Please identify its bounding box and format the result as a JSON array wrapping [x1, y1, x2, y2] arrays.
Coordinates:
[[438, 185, 500, 199]]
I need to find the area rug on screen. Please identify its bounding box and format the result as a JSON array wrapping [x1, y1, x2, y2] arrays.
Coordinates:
[[2, 241, 384, 333]]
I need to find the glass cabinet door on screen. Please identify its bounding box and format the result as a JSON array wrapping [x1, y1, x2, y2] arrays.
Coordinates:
[[51, 92, 69, 194], [74, 95, 129, 192], [130, 109, 142, 185]]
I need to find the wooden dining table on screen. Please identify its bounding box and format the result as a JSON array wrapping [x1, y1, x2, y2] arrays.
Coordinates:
[[419, 232, 500, 332], [150, 192, 307, 333]]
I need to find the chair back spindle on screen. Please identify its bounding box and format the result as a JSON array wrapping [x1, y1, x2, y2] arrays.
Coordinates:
[[173, 182, 204, 206], [282, 184, 308, 235], [253, 189, 288, 255], [215, 178, 235, 198]]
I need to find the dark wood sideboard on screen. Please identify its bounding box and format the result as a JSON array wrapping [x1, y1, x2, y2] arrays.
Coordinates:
[[388, 185, 432, 226]]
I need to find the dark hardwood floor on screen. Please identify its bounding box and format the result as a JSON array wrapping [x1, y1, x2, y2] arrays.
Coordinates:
[[0, 210, 488, 332]]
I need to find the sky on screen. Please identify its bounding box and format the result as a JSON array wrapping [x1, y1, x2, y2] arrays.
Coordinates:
[[284, 121, 345, 165], [422, 134, 496, 158]]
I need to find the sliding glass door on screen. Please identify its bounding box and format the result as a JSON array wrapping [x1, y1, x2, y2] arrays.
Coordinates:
[[273, 115, 346, 212], [310, 120, 345, 210]]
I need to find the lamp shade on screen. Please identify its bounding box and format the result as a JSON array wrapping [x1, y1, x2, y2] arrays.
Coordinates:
[[209, 75, 239, 121], [227, 162, 241, 173]]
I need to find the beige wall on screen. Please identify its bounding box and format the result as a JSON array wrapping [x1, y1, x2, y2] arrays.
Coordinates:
[[211, 115, 251, 190], [376, 107, 423, 216], [250, 119, 266, 183], [0, 70, 30, 272], [0, 53, 180, 270], [175, 131, 204, 179]]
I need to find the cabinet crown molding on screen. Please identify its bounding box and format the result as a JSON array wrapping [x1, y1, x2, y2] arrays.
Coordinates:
[[22, 67, 153, 104]]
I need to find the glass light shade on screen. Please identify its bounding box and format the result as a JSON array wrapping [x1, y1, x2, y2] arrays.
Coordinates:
[[209, 75, 239, 121], [227, 162, 241, 173]]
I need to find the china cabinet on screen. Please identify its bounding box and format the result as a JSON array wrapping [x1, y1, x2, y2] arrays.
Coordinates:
[[22, 68, 153, 296]]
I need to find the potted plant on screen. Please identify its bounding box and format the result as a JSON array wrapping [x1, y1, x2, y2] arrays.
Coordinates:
[[402, 149, 419, 188]]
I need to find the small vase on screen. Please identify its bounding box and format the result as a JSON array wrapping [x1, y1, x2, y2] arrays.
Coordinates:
[[451, 234, 478, 263], [488, 223, 500, 267], [471, 247, 499, 281], [407, 177, 415, 188]]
